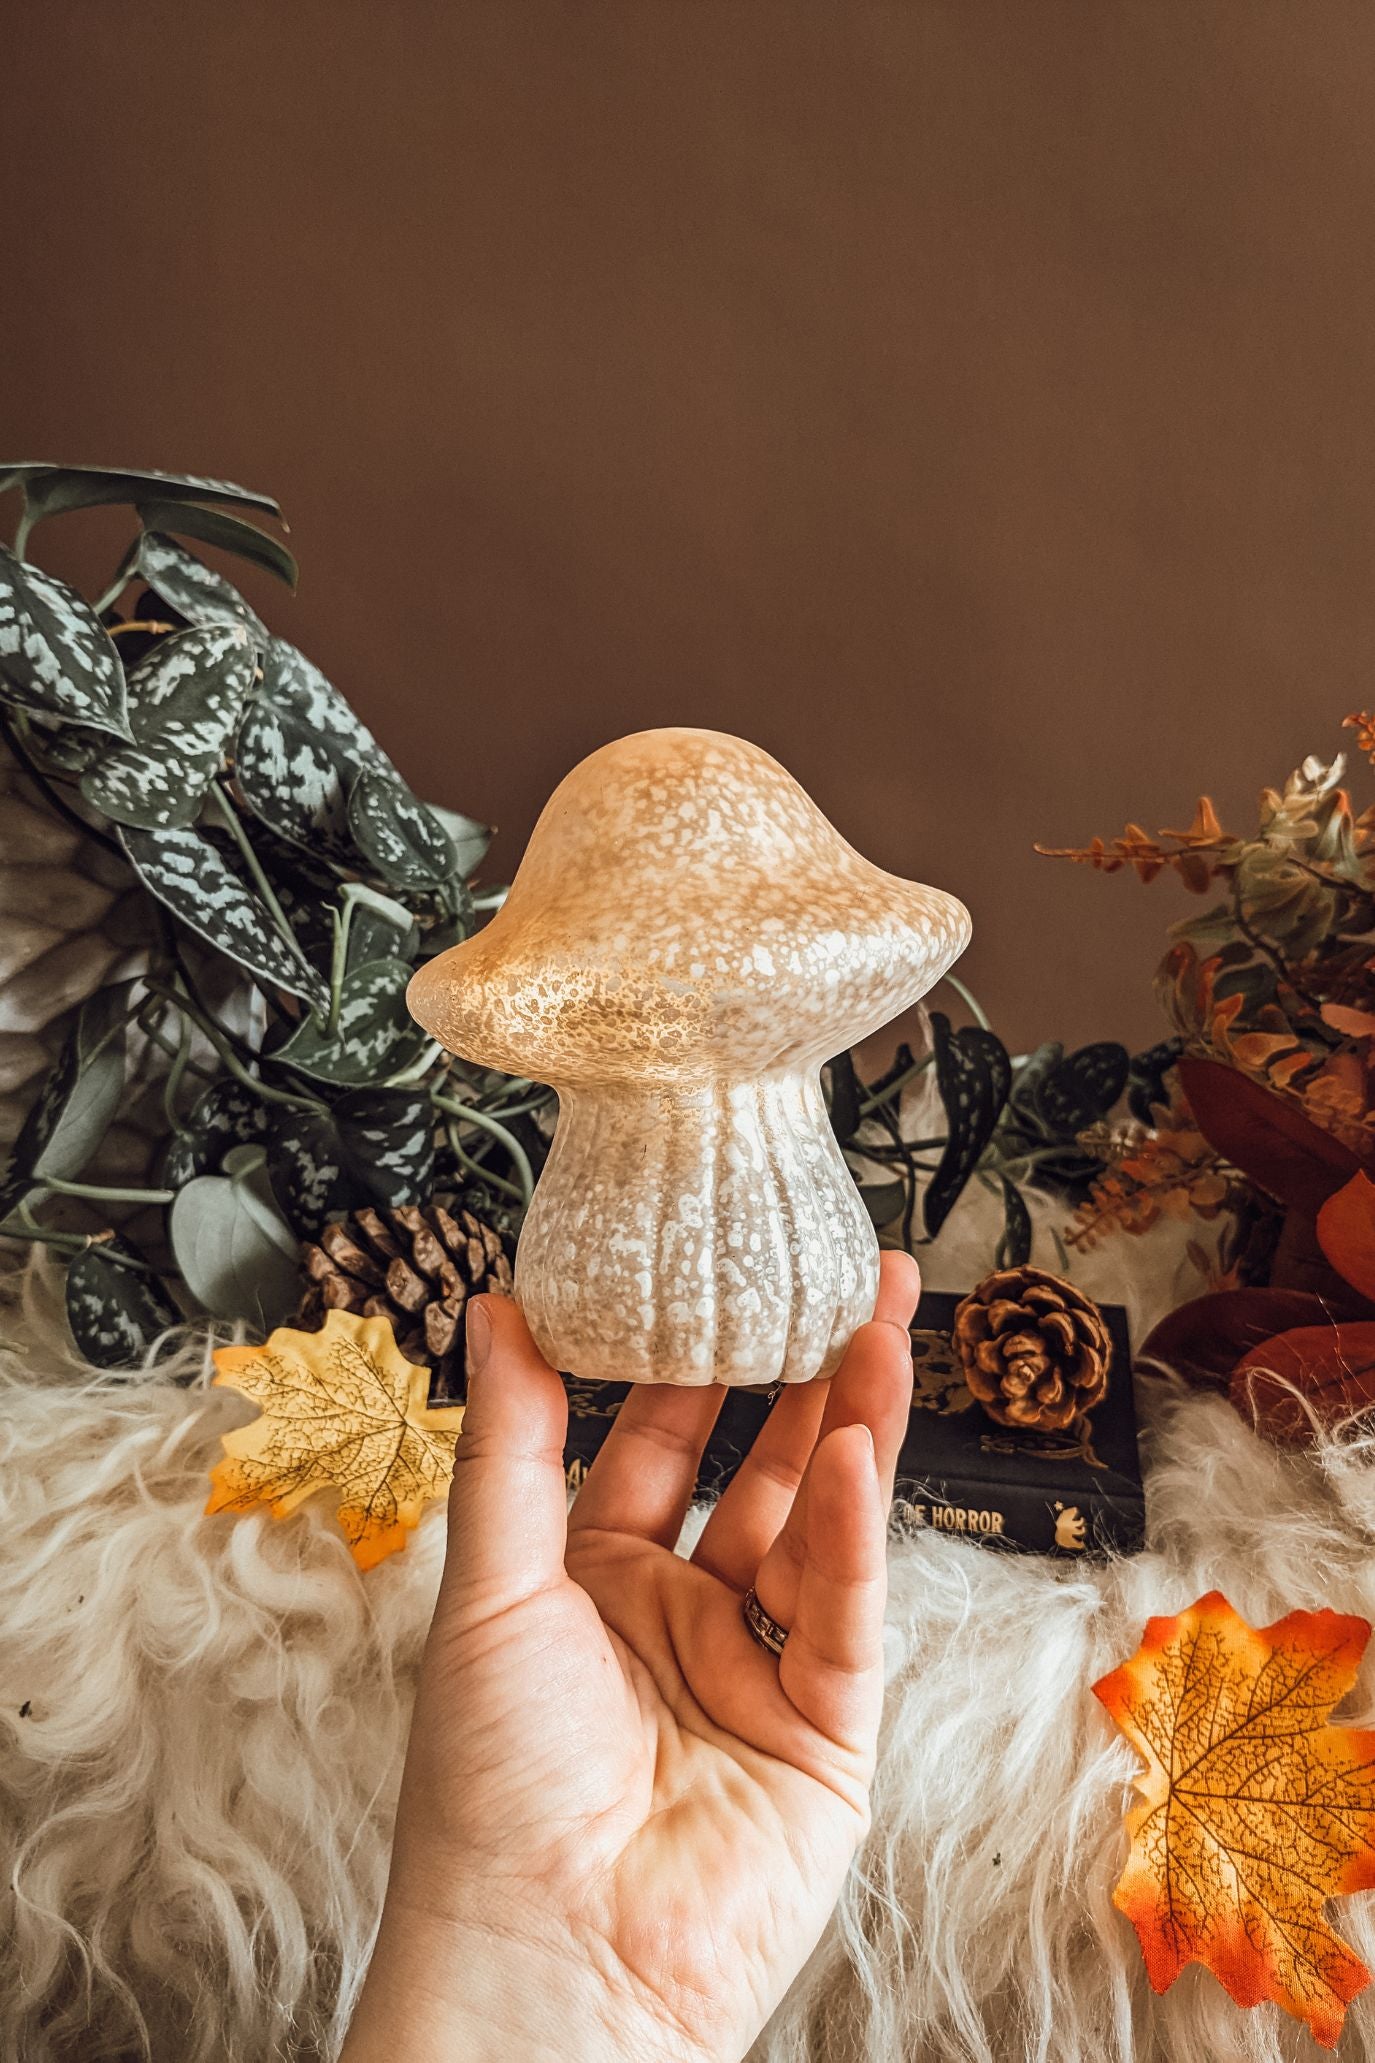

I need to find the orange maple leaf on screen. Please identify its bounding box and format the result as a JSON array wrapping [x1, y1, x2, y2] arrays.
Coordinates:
[[1094, 1590, 1375, 2047], [206, 1309, 465, 1570]]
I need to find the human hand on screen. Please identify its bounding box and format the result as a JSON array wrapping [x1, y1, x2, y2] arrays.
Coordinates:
[[342, 1250, 920, 2063]]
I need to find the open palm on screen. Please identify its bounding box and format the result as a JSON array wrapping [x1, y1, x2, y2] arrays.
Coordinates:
[[345, 1252, 919, 2063]]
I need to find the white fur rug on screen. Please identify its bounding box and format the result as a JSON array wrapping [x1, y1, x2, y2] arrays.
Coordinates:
[[3, 1229, 1375, 2063]]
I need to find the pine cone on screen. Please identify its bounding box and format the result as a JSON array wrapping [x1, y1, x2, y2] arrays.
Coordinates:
[[952, 1266, 1110, 1432], [298, 1202, 514, 1402]]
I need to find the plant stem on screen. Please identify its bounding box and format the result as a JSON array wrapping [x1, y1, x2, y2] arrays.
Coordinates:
[[480, 1075, 535, 1101], [444, 1119, 524, 1203], [942, 973, 991, 1031], [434, 1092, 535, 1204], [92, 579, 129, 615], [326, 902, 352, 1040], [1226, 880, 1333, 1029], [0, 1217, 82, 1252], [858, 1054, 934, 1116], [13, 502, 35, 560], [108, 619, 175, 639], [479, 1090, 553, 1121], [208, 781, 302, 955], [145, 977, 321, 1111], [382, 1041, 443, 1088], [38, 1176, 175, 1205], [0, 1219, 162, 1272], [161, 1003, 196, 1131]]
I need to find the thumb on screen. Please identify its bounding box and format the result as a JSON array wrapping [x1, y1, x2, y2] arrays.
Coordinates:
[[436, 1294, 570, 1617]]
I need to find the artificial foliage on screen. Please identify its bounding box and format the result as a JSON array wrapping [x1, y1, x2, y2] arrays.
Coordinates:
[[824, 1014, 1161, 1271], [1040, 729, 1375, 1444], [0, 459, 1177, 1383], [207, 1308, 464, 1568], [0, 464, 554, 1369], [1094, 1590, 1375, 2049]]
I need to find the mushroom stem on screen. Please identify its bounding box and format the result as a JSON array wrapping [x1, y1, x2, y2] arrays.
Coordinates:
[[516, 1069, 877, 1387]]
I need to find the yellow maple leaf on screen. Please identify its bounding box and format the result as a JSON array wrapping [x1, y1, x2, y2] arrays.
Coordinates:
[[1095, 1589, 1375, 2048], [206, 1309, 465, 1570]]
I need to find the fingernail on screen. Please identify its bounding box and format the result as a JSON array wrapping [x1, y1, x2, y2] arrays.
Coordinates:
[[465, 1297, 492, 1378]]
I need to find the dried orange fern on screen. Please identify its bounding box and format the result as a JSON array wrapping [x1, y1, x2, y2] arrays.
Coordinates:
[[1036, 798, 1235, 893]]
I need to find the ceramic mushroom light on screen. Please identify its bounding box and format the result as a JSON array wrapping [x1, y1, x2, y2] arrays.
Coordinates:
[[407, 728, 970, 1387]]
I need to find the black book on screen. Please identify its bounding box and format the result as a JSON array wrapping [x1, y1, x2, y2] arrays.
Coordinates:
[[894, 1291, 1143, 1557], [561, 1288, 1144, 1560]]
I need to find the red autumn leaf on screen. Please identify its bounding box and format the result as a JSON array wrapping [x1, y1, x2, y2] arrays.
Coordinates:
[[1176, 1056, 1363, 1216], [1139, 1288, 1351, 1388], [1317, 1171, 1375, 1306], [1231, 1322, 1375, 1445]]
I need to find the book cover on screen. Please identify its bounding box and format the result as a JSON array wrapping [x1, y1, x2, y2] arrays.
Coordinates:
[[561, 1287, 1143, 1559], [895, 1291, 1143, 1558]]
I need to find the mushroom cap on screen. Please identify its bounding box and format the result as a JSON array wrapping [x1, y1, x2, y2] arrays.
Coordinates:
[[407, 727, 971, 1086]]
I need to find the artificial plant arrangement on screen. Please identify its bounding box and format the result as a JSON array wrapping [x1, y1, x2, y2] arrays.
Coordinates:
[[0, 464, 547, 1381], [1039, 733, 1375, 1440], [0, 464, 1160, 1408], [825, 987, 1184, 1270]]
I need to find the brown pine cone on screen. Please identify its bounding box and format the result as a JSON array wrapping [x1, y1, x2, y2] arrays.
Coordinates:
[[298, 1201, 514, 1402], [952, 1266, 1110, 1432]]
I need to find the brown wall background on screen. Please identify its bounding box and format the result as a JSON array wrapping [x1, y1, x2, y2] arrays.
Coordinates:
[[5, 3, 1369, 1053]]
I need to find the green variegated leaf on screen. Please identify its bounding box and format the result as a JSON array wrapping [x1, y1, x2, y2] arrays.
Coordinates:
[[0, 986, 129, 1214], [2, 464, 280, 524], [427, 802, 493, 880], [246, 827, 347, 957], [119, 824, 330, 1013], [265, 1106, 344, 1235], [161, 1076, 273, 1188], [414, 891, 476, 952], [233, 695, 356, 856], [80, 624, 259, 829], [170, 1153, 301, 1327], [342, 882, 416, 946], [923, 1012, 1012, 1238], [274, 956, 426, 1084], [1034, 1041, 1130, 1135], [66, 1239, 181, 1369], [136, 500, 297, 590], [235, 639, 387, 866], [333, 1088, 435, 1206], [343, 900, 418, 972], [265, 1087, 435, 1237], [0, 545, 131, 738], [348, 765, 456, 888], [20, 717, 107, 775], [136, 532, 266, 634], [260, 637, 383, 761]]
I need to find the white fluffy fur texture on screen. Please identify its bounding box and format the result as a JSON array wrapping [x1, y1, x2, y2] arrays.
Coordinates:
[[4, 1231, 1375, 2063]]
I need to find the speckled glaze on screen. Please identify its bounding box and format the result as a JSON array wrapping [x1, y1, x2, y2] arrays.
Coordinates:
[[407, 728, 970, 1385]]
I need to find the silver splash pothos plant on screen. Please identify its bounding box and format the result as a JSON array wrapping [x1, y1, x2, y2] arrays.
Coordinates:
[[0, 464, 552, 1366]]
